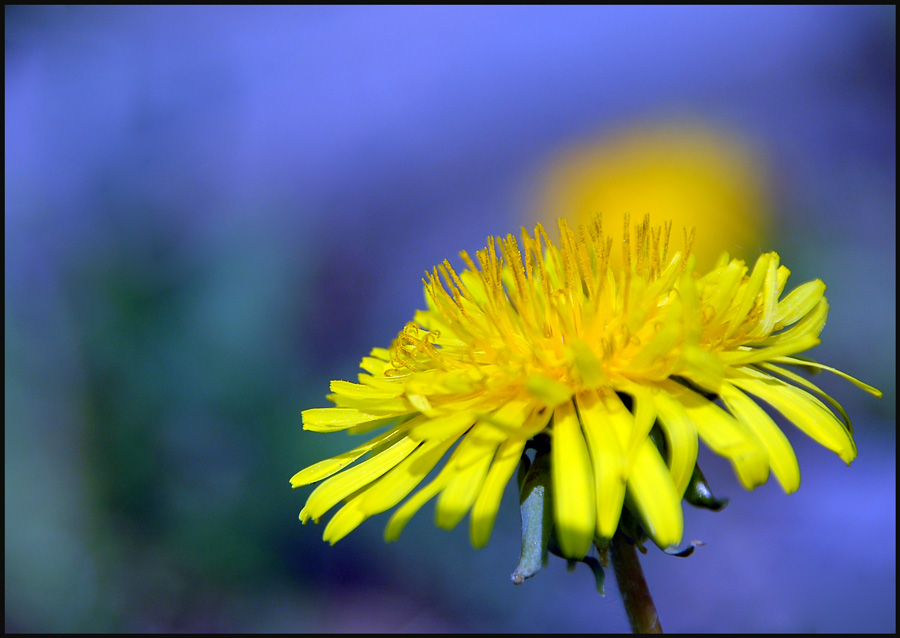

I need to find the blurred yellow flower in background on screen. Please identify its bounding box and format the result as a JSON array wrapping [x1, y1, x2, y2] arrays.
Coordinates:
[[536, 123, 773, 268]]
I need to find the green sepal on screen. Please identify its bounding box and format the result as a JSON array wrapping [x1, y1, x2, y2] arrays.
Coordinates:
[[684, 463, 729, 511], [511, 439, 552, 585], [581, 554, 607, 595], [663, 540, 705, 557], [543, 537, 607, 595], [615, 506, 649, 551]]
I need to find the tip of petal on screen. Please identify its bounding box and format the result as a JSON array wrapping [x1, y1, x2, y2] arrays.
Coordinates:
[[840, 446, 857, 465]]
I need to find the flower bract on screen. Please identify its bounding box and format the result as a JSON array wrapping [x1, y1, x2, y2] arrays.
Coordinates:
[[291, 216, 880, 559]]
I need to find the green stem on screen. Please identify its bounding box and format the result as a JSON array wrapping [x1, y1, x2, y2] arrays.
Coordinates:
[[610, 531, 663, 634]]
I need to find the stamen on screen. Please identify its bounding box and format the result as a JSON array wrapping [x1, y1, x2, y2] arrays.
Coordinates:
[[622, 213, 632, 314], [682, 227, 696, 272], [576, 223, 595, 297], [662, 220, 673, 265]]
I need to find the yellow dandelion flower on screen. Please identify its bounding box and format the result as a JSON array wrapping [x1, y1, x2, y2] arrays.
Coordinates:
[[291, 215, 880, 560]]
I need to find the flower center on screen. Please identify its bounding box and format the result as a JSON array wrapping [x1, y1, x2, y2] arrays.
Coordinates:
[[386, 216, 699, 399]]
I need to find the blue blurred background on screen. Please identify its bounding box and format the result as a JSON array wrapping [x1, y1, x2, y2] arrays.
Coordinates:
[[5, 6, 895, 632]]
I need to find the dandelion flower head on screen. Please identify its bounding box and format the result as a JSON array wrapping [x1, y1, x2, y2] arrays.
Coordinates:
[[291, 215, 880, 559]]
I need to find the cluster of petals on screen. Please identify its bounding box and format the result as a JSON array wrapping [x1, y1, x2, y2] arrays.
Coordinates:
[[292, 216, 880, 559]]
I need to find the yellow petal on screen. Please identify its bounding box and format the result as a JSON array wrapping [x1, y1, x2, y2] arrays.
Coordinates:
[[326, 392, 410, 412], [359, 354, 391, 376], [383, 419, 505, 542], [470, 437, 527, 548], [571, 339, 606, 387], [406, 394, 433, 415], [625, 390, 658, 470], [772, 279, 826, 329], [450, 417, 510, 467], [675, 344, 725, 394], [408, 411, 476, 442], [527, 374, 574, 407], [329, 379, 404, 400], [575, 390, 626, 540], [723, 253, 771, 339], [551, 399, 596, 559], [660, 380, 770, 489], [435, 438, 498, 530], [626, 437, 683, 549], [383, 473, 450, 543], [623, 302, 684, 375], [746, 252, 781, 338], [476, 394, 539, 432], [302, 407, 404, 432], [727, 367, 856, 464], [718, 334, 821, 366], [299, 435, 420, 523], [650, 388, 699, 497], [357, 435, 461, 518], [506, 404, 554, 441], [322, 498, 367, 544], [769, 357, 883, 398], [760, 298, 828, 349], [290, 423, 411, 488], [720, 382, 800, 493], [758, 361, 856, 435], [702, 260, 745, 318]]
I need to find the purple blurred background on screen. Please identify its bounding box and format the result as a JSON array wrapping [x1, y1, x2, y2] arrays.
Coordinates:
[[5, 6, 895, 632]]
